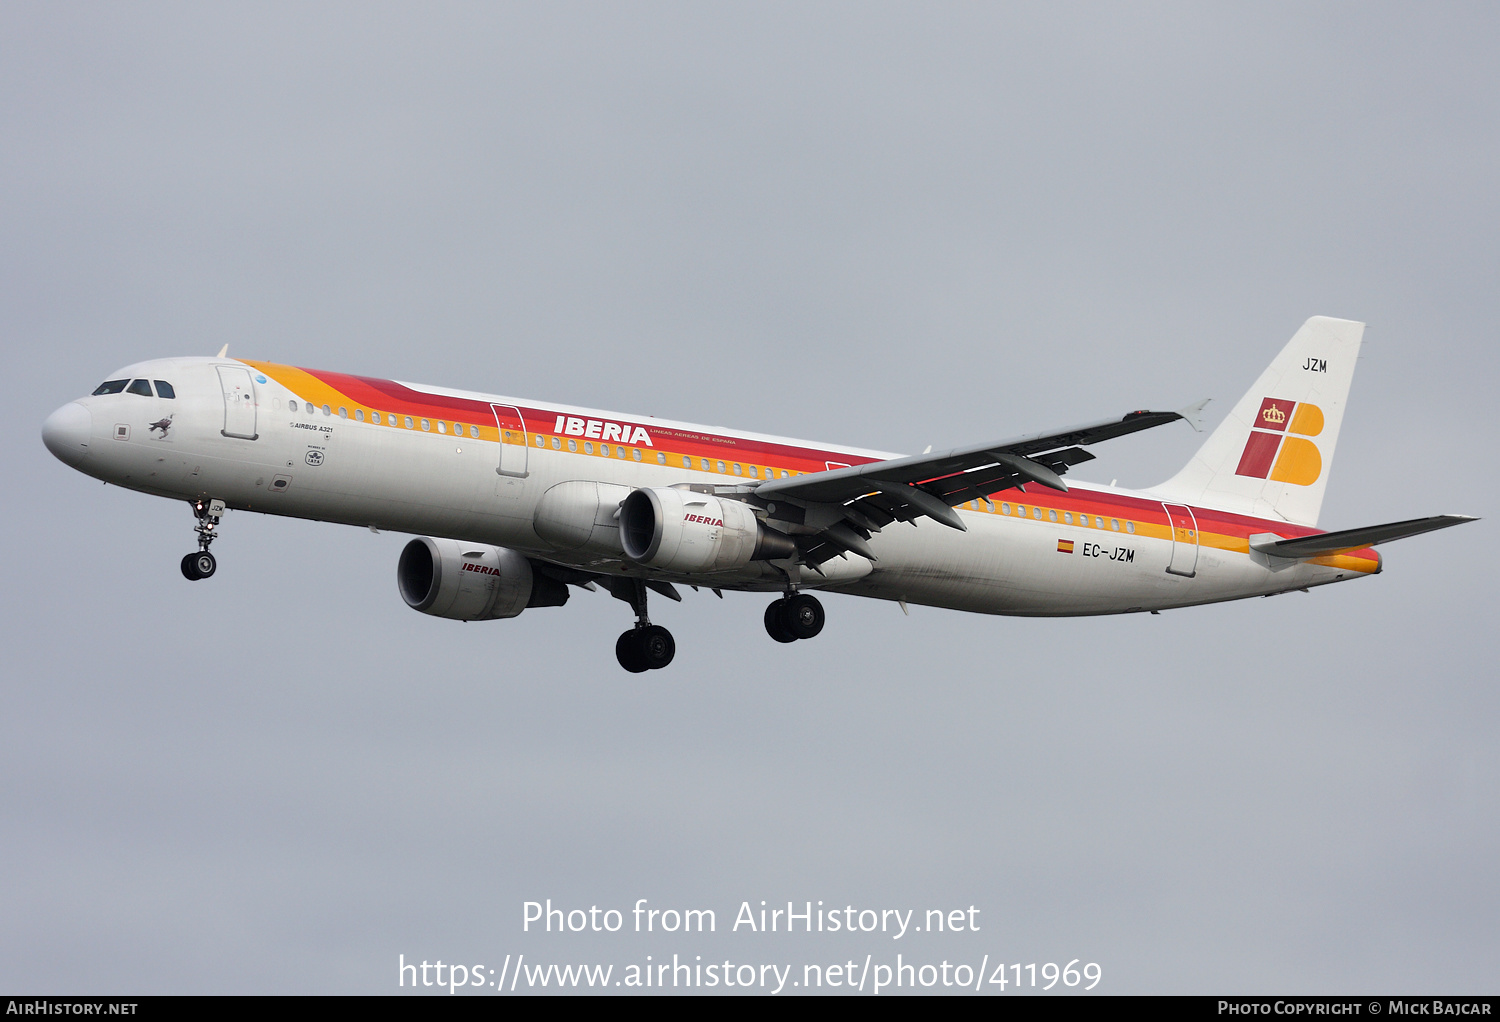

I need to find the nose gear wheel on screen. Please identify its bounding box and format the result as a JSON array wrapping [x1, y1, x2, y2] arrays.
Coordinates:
[[182, 498, 225, 581], [181, 551, 217, 580]]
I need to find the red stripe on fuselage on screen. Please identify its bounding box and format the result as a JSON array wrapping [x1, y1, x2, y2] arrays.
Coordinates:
[[291, 365, 1356, 551]]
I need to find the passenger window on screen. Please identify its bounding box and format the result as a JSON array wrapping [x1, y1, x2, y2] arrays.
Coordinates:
[[1063, 512, 1072, 524], [535, 434, 545, 447], [92, 380, 129, 395], [1049, 509, 1057, 522], [701, 459, 711, 471], [1001, 502, 1010, 515], [682, 456, 692, 468], [289, 400, 300, 412], [584, 442, 594, 454], [471, 425, 480, 439], [1032, 507, 1042, 519], [748, 465, 758, 478], [633, 449, 642, 462], [153, 381, 176, 399], [552, 437, 561, 450], [1111, 519, 1120, 531], [1017, 505, 1026, 516], [126, 379, 153, 397], [600, 444, 610, 457], [1095, 516, 1104, 528], [1126, 521, 1135, 534], [733, 463, 742, 476], [436, 421, 446, 433], [568, 439, 577, 452], [339, 407, 348, 419], [420, 419, 430, 431], [780, 470, 788, 479], [371, 412, 381, 424], [355, 409, 364, 422], [657, 452, 666, 465], [404, 416, 414, 429]]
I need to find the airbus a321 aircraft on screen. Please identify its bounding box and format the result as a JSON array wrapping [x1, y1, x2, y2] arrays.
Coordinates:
[[42, 316, 1473, 672]]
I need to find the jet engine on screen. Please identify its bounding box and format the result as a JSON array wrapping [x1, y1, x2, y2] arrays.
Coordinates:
[[397, 537, 568, 621], [619, 487, 795, 573]]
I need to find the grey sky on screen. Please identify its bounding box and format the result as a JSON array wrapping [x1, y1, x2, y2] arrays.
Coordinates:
[[2, 2, 1494, 994]]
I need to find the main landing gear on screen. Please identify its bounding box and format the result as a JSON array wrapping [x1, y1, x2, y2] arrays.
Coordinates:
[[764, 593, 824, 643], [181, 498, 224, 581], [609, 578, 676, 673]]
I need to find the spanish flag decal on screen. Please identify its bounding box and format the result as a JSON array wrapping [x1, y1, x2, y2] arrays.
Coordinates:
[[1057, 539, 1075, 554]]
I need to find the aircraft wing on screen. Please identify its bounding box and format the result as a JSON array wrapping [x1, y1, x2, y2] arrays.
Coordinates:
[[755, 409, 1188, 533]]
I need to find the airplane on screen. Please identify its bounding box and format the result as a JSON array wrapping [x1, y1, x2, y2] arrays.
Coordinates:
[[41, 316, 1474, 672]]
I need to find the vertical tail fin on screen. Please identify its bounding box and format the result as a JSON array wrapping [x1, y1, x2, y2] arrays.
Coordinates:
[[1152, 316, 1365, 526]]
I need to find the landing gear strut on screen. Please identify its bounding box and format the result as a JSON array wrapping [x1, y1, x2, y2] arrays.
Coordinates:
[[609, 578, 676, 673], [181, 498, 224, 581], [764, 593, 824, 642]]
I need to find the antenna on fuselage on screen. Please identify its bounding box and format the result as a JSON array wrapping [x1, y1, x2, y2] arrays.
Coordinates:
[[216, 344, 229, 358]]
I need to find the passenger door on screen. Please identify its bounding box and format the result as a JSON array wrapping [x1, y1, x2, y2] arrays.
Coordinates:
[[491, 404, 529, 477], [1162, 503, 1199, 577], [217, 366, 258, 440]]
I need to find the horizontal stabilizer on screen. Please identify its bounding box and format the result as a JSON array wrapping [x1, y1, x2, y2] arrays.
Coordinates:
[[1249, 515, 1478, 558]]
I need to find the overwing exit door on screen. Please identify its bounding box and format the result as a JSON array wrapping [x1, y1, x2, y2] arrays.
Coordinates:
[[491, 404, 529, 477]]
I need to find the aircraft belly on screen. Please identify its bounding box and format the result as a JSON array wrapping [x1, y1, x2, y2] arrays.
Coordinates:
[[849, 511, 1145, 614]]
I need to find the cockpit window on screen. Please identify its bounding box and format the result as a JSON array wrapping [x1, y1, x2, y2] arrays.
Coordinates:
[[126, 379, 153, 397], [92, 380, 129, 395], [153, 381, 176, 399]]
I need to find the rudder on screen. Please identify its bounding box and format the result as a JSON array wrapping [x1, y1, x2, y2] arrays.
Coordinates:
[[1152, 316, 1364, 526]]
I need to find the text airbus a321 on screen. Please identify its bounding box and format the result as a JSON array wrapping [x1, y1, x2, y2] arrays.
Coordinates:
[[42, 316, 1474, 672]]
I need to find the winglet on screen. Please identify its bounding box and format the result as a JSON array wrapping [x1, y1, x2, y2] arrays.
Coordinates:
[[1177, 398, 1210, 433], [216, 344, 229, 358]]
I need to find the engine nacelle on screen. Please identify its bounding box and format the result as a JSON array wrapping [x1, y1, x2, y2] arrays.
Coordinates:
[[533, 480, 633, 555], [619, 487, 795, 573], [397, 538, 567, 621]]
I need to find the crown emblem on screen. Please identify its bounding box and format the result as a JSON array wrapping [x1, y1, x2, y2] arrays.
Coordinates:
[[1262, 406, 1286, 424]]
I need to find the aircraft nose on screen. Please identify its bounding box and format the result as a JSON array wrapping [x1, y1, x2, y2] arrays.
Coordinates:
[[42, 401, 93, 466]]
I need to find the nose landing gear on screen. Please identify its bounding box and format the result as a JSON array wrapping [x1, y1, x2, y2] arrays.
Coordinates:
[[181, 498, 224, 581], [764, 592, 824, 642]]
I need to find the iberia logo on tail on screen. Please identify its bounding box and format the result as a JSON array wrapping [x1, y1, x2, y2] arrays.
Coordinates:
[[1235, 397, 1325, 485]]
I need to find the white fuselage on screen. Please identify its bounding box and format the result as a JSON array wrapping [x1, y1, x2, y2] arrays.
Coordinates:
[[43, 357, 1377, 618]]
